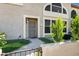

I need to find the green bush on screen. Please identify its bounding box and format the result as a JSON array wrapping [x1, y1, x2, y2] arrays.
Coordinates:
[[71, 16, 79, 41], [39, 37, 53, 44], [0, 32, 7, 48], [50, 17, 65, 43]]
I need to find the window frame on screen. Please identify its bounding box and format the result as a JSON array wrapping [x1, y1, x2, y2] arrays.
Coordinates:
[[44, 18, 68, 34], [44, 3, 67, 14], [45, 20, 51, 33], [52, 3, 62, 13], [45, 5, 51, 11], [63, 21, 67, 33]]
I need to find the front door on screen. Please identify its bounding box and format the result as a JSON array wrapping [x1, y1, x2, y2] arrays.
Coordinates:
[[28, 18, 38, 38]]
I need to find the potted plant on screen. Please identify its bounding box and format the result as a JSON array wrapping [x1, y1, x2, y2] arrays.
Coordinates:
[[0, 32, 7, 55], [50, 17, 65, 44], [71, 16, 79, 42]]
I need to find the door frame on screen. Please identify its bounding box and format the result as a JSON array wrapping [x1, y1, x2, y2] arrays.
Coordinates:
[[23, 15, 40, 39]]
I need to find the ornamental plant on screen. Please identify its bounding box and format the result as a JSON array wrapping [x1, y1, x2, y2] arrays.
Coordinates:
[[71, 15, 79, 41], [0, 32, 7, 48], [50, 17, 65, 43]]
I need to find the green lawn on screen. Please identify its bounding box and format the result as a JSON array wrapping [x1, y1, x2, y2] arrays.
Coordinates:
[[2, 39, 31, 53], [39, 37, 53, 44]]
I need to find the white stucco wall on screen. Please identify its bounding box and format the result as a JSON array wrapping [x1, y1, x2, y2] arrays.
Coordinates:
[[0, 3, 45, 39], [0, 3, 73, 39], [0, 4, 24, 39]]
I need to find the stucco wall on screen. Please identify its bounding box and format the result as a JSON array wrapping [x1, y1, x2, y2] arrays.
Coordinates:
[[63, 3, 71, 8], [42, 42, 79, 56], [0, 3, 72, 39], [0, 4, 24, 39], [23, 3, 45, 37], [0, 3, 45, 39]]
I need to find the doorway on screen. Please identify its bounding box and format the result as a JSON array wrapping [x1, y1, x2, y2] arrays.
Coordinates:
[[26, 17, 38, 38]]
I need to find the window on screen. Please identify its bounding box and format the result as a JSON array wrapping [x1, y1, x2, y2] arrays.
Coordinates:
[[63, 28, 66, 32], [45, 20, 55, 33], [45, 19, 67, 33], [52, 20, 55, 24], [52, 6, 62, 13], [52, 20, 56, 33], [63, 21, 67, 32], [45, 5, 50, 11], [63, 8, 67, 14], [71, 10, 77, 18], [45, 20, 50, 33], [45, 3, 67, 14], [52, 3, 61, 7], [52, 3, 62, 13]]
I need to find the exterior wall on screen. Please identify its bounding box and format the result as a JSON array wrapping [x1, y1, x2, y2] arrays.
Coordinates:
[[63, 3, 72, 33], [0, 4, 23, 39], [23, 3, 45, 38], [63, 3, 71, 9], [0, 3, 77, 39], [0, 3, 44, 39]]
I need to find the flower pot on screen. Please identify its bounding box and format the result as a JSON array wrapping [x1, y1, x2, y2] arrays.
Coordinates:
[[0, 48, 2, 56]]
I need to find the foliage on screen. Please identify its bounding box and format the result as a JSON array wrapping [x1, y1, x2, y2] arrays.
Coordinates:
[[39, 37, 53, 44], [50, 17, 65, 43], [2, 39, 31, 53], [0, 32, 7, 48], [71, 15, 79, 41]]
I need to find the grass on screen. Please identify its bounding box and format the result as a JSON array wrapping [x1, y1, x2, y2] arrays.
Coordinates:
[[39, 37, 53, 44], [2, 39, 31, 53]]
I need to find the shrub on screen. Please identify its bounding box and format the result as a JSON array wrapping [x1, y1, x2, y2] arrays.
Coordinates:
[[50, 17, 65, 43], [71, 16, 79, 41], [0, 32, 7, 48], [39, 37, 53, 44]]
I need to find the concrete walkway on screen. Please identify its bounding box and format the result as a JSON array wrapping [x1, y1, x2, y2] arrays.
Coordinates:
[[13, 38, 44, 52]]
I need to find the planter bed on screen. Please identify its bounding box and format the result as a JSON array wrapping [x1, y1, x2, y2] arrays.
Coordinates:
[[39, 37, 53, 44], [2, 39, 31, 53]]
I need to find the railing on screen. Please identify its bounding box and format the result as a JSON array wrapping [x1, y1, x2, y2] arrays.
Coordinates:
[[1, 47, 42, 56]]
